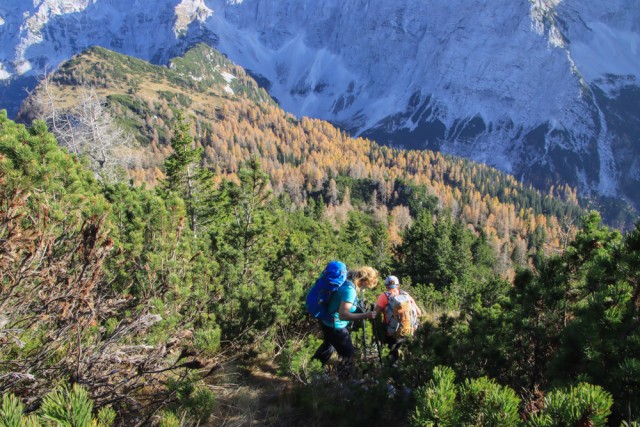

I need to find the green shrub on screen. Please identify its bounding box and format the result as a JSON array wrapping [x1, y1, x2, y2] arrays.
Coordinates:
[[413, 366, 520, 427], [527, 383, 613, 427], [40, 384, 95, 427], [411, 366, 458, 427], [1, 385, 114, 427], [457, 376, 521, 427], [95, 407, 117, 427], [0, 394, 38, 427], [193, 327, 222, 355], [167, 376, 216, 425], [158, 412, 181, 427], [277, 337, 324, 384]]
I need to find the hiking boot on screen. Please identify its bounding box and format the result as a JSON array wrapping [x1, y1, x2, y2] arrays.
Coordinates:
[[337, 362, 354, 380]]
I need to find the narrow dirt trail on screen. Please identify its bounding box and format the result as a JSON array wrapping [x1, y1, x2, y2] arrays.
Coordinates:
[[206, 361, 300, 426]]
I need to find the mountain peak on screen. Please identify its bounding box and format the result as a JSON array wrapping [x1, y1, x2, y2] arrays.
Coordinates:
[[175, 0, 213, 35]]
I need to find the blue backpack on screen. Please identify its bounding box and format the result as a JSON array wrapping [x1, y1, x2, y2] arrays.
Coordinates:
[[305, 261, 347, 322]]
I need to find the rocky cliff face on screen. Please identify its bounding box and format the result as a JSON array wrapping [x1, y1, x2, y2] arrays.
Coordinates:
[[2, 0, 639, 208]]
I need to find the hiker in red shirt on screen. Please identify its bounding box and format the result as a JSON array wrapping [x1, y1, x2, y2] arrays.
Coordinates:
[[374, 275, 421, 366]]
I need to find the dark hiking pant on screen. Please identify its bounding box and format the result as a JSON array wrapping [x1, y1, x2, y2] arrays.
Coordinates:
[[385, 335, 406, 364], [312, 321, 355, 366]]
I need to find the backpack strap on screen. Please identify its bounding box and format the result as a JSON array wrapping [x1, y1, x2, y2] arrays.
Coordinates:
[[329, 281, 356, 329], [384, 291, 394, 324]]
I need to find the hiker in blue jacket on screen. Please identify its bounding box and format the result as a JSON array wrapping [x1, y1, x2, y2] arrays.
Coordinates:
[[311, 266, 378, 371]]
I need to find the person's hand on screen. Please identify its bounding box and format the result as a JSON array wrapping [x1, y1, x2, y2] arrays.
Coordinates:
[[367, 311, 377, 320]]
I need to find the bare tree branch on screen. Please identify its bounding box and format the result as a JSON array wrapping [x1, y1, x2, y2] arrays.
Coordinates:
[[29, 75, 133, 183]]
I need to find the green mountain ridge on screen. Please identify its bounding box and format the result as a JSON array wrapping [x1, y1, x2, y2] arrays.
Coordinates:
[[17, 43, 592, 257]]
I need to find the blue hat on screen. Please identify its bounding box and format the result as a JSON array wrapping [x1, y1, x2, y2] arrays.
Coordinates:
[[324, 261, 347, 285], [385, 275, 399, 288]]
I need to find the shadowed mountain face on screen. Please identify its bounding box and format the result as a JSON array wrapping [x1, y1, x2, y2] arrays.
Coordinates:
[[1, 0, 639, 212]]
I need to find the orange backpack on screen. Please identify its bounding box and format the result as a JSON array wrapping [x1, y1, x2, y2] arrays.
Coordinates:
[[384, 291, 419, 338]]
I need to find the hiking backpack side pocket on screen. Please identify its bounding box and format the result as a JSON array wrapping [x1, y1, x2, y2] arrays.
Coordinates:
[[305, 279, 339, 322], [305, 261, 346, 323]]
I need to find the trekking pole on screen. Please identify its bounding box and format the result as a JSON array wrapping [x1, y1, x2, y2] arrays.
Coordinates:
[[370, 303, 383, 366], [360, 290, 367, 361]]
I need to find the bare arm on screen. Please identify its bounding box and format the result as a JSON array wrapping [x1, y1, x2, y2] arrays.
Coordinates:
[[339, 301, 376, 321], [410, 296, 423, 316]]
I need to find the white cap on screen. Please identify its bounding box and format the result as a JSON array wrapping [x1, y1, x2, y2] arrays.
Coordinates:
[[385, 275, 399, 288]]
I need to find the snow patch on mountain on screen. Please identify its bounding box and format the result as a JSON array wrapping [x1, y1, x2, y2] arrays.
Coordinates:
[[220, 70, 236, 94], [530, 0, 564, 47]]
